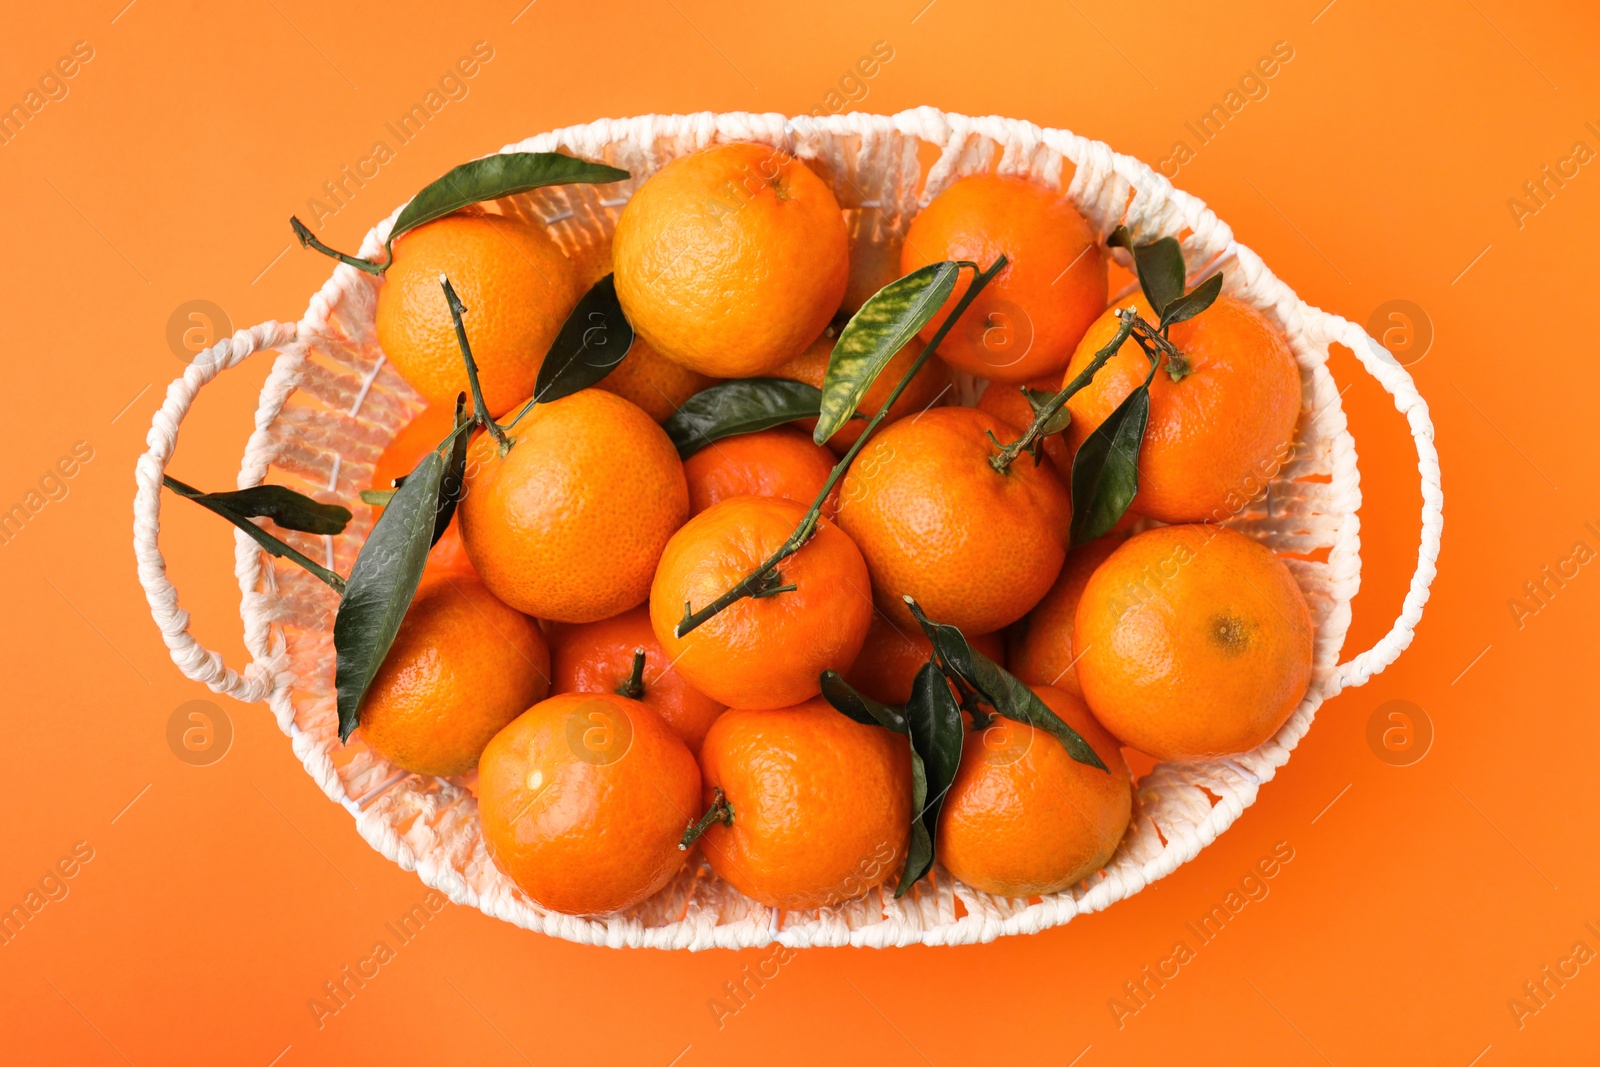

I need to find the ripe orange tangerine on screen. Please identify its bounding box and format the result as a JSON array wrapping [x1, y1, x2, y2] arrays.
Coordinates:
[[376, 210, 580, 416], [548, 604, 725, 754], [649, 495, 873, 709], [1061, 293, 1301, 524], [370, 403, 474, 576], [835, 406, 1070, 634], [1073, 525, 1313, 761], [612, 142, 849, 378], [1007, 534, 1125, 701], [900, 174, 1107, 384], [478, 692, 700, 915], [845, 613, 1005, 707], [696, 698, 912, 910], [681, 427, 837, 518], [459, 389, 689, 624], [359, 574, 549, 778], [938, 685, 1132, 897], [770, 332, 951, 454]]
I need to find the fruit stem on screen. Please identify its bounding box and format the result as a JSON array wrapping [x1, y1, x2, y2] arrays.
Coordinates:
[[616, 648, 647, 699], [988, 306, 1190, 474], [674, 254, 1011, 639], [162, 474, 347, 593], [679, 788, 734, 850], [290, 216, 389, 275], [1137, 316, 1192, 381], [440, 275, 513, 454], [989, 310, 1139, 474]]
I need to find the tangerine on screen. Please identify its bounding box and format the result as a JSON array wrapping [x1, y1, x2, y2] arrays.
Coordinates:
[[836, 406, 1070, 634], [649, 495, 873, 709], [771, 332, 951, 454], [376, 210, 580, 416], [612, 142, 849, 377], [1073, 525, 1313, 761], [548, 604, 725, 753], [1062, 294, 1301, 524], [938, 685, 1131, 897], [845, 613, 1004, 707], [359, 574, 549, 777], [478, 692, 700, 915], [696, 698, 912, 910], [681, 427, 837, 518], [459, 389, 688, 623], [1007, 535, 1125, 700], [975, 375, 1074, 477], [370, 403, 474, 576], [900, 174, 1106, 383]]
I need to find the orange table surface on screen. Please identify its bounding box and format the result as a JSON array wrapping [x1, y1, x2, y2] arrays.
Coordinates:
[[2, 1, 1595, 1064]]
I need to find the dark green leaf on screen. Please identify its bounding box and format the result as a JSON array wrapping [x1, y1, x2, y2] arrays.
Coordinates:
[[334, 450, 445, 742], [1108, 226, 1186, 317], [1159, 272, 1223, 328], [663, 378, 825, 458], [895, 744, 933, 896], [905, 598, 1107, 772], [820, 671, 908, 733], [1020, 386, 1072, 436], [532, 274, 635, 404], [431, 396, 472, 546], [1068, 365, 1154, 547], [905, 658, 963, 843], [813, 262, 961, 445], [163, 475, 346, 592], [388, 153, 628, 250], [170, 483, 351, 535]]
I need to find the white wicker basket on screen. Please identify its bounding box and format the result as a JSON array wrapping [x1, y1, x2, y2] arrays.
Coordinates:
[[133, 109, 1442, 949]]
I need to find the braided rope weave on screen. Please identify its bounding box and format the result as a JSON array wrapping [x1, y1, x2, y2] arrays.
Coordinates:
[[133, 109, 1442, 949]]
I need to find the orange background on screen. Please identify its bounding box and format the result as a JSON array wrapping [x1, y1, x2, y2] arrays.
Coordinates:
[[2, 0, 1595, 1063]]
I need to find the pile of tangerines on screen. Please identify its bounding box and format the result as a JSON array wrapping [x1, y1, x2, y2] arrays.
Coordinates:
[[276, 142, 1313, 918]]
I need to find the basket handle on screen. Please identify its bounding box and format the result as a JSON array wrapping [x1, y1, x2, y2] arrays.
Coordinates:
[[1325, 319, 1444, 696], [133, 319, 299, 704]]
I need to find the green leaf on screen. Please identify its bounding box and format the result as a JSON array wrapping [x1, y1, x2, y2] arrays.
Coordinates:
[[1068, 365, 1154, 547], [813, 262, 961, 445], [388, 153, 628, 251], [532, 274, 635, 405], [895, 743, 933, 897], [334, 449, 445, 743], [1020, 386, 1072, 436], [662, 378, 825, 458], [1159, 272, 1223, 328], [905, 598, 1107, 772], [819, 670, 908, 733], [905, 658, 963, 870], [1108, 227, 1186, 317], [163, 476, 346, 592], [169, 483, 351, 535], [430, 396, 471, 546]]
